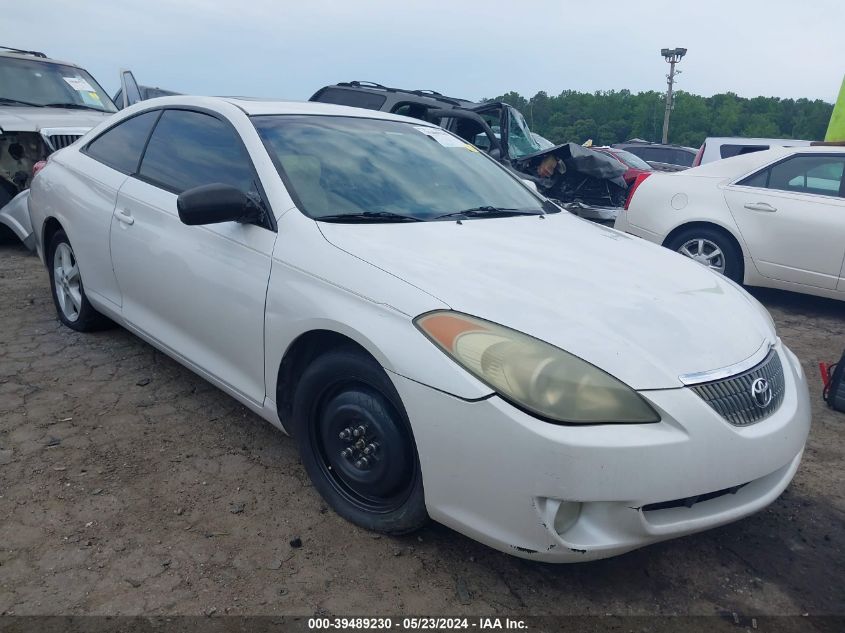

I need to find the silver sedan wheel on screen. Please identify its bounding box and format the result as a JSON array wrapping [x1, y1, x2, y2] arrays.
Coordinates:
[[677, 238, 726, 275], [53, 242, 82, 322]]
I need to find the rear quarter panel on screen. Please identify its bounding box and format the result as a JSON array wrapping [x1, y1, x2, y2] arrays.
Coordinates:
[[623, 174, 748, 252], [29, 149, 127, 309]]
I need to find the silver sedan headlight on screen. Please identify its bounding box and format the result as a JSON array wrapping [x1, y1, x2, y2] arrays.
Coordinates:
[[415, 311, 660, 424]]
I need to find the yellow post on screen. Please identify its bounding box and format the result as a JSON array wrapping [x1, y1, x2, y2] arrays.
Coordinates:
[[825, 76, 845, 141]]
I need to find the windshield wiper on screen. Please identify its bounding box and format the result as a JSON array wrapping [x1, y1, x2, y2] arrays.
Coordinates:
[[317, 211, 422, 223], [0, 97, 43, 107], [43, 102, 104, 111], [433, 206, 544, 221]]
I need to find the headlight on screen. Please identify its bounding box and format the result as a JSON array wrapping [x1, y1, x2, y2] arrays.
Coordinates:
[[415, 311, 660, 424]]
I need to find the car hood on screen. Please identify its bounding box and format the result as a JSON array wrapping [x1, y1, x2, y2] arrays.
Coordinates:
[[0, 107, 111, 133], [319, 212, 775, 390]]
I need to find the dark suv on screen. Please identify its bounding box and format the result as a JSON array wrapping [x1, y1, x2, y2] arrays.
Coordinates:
[[611, 141, 697, 172], [310, 82, 628, 216], [311, 81, 543, 164]]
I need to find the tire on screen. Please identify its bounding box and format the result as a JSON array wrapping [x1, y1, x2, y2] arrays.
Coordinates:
[[666, 226, 743, 283], [47, 230, 112, 331], [292, 346, 428, 534]]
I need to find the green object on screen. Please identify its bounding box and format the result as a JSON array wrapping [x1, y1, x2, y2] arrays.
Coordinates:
[[825, 76, 845, 141]]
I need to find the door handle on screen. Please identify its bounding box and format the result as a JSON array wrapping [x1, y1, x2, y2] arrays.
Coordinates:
[[744, 202, 777, 212], [115, 208, 135, 225]]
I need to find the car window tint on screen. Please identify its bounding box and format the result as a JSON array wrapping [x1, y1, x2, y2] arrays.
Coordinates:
[[312, 88, 386, 110], [138, 109, 255, 194], [767, 155, 845, 197], [721, 144, 768, 159], [85, 110, 160, 173], [672, 149, 695, 166], [737, 169, 769, 188], [391, 102, 430, 120], [253, 115, 545, 221], [633, 147, 658, 161]]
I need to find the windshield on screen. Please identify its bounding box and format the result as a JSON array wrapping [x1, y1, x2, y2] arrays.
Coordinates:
[[0, 56, 117, 112], [252, 115, 548, 222], [613, 149, 653, 171], [506, 107, 542, 159]]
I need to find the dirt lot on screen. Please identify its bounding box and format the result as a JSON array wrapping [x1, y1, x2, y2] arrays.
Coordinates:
[[1, 240, 843, 619]]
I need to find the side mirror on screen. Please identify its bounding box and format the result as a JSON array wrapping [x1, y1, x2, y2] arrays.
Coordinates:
[[177, 183, 263, 226]]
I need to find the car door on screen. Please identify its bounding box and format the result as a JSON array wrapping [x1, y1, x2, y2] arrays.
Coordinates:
[[71, 109, 161, 307], [723, 153, 845, 290], [109, 108, 277, 405], [117, 70, 142, 109]]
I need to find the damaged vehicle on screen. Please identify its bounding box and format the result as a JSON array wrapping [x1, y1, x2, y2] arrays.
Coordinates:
[[0, 47, 116, 247], [310, 82, 628, 222]]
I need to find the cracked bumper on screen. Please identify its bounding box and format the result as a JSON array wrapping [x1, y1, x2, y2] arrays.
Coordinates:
[[392, 342, 810, 562]]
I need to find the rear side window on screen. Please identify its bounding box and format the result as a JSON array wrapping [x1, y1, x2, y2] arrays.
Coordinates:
[[85, 110, 160, 174], [311, 87, 386, 110], [138, 109, 255, 194], [738, 155, 845, 197]]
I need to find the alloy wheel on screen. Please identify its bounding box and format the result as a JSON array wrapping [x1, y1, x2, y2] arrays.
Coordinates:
[[53, 242, 82, 322], [677, 238, 726, 275]]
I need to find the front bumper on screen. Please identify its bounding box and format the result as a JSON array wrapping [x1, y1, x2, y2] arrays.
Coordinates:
[[562, 202, 620, 224], [0, 190, 35, 250], [392, 341, 810, 562]]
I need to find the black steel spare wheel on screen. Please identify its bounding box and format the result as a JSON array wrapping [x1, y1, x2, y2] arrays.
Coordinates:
[[293, 347, 427, 534]]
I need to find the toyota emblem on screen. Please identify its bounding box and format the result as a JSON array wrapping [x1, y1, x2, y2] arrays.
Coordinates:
[[750, 377, 773, 408]]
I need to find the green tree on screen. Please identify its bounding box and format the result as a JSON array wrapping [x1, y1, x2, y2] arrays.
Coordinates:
[[485, 89, 832, 147]]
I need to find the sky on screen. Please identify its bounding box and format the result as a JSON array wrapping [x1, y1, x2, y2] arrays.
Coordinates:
[[4, 0, 845, 103]]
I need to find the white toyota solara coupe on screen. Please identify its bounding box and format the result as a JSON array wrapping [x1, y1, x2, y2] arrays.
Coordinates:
[[615, 146, 845, 301], [28, 97, 811, 562]]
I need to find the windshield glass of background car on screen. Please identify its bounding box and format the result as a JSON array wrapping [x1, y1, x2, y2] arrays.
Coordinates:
[[0, 56, 117, 112], [506, 108, 542, 159], [252, 115, 545, 221]]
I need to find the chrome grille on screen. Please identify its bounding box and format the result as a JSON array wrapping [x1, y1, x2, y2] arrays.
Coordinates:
[[691, 350, 785, 426], [44, 134, 82, 151]]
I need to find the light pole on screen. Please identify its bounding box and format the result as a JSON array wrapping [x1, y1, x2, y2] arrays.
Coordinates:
[[660, 47, 686, 144]]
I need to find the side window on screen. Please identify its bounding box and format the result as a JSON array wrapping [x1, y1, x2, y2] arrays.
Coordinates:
[[311, 88, 386, 110], [391, 102, 429, 121], [737, 169, 769, 188], [84, 110, 160, 173], [768, 155, 845, 197], [738, 155, 845, 197], [138, 109, 255, 194]]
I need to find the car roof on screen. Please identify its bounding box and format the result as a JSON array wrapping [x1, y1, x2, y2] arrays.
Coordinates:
[[313, 82, 477, 108], [121, 95, 442, 126], [702, 136, 813, 145], [0, 49, 83, 68]]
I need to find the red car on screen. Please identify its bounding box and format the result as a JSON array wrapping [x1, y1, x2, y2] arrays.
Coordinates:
[[591, 147, 654, 186]]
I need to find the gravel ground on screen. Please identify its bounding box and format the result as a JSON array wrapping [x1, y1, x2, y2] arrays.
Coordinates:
[[0, 241, 843, 619]]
